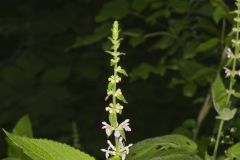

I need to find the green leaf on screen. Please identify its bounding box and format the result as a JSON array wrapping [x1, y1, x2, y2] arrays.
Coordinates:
[[4, 131, 95, 160], [129, 37, 145, 47], [211, 0, 229, 23], [107, 82, 114, 92], [12, 115, 33, 138], [226, 143, 240, 159], [130, 63, 155, 81], [7, 115, 33, 160], [126, 134, 202, 160], [145, 10, 171, 25], [150, 36, 175, 50], [117, 94, 128, 103], [205, 153, 213, 160], [41, 66, 70, 85], [233, 92, 240, 98], [169, 0, 191, 14], [132, 0, 149, 12], [109, 113, 117, 128], [211, 75, 228, 114], [196, 38, 219, 53], [213, 6, 227, 24], [183, 83, 197, 97], [69, 23, 111, 49], [109, 156, 121, 160], [216, 108, 237, 121], [96, 0, 129, 22]]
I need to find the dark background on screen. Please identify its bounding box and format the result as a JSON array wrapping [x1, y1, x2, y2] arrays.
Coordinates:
[[0, 0, 239, 159]]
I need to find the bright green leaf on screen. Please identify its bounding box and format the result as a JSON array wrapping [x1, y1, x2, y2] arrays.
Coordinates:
[[126, 134, 201, 160], [7, 115, 33, 160], [117, 94, 128, 103], [109, 113, 117, 128], [4, 131, 95, 160]]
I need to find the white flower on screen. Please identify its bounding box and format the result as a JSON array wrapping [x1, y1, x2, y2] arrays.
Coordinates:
[[114, 119, 131, 138], [120, 119, 131, 132], [102, 119, 131, 138], [224, 67, 231, 78], [108, 75, 121, 83], [106, 103, 123, 114], [118, 137, 133, 160], [102, 122, 114, 137], [237, 70, 240, 77], [101, 140, 117, 159], [226, 48, 233, 58], [101, 138, 133, 160], [114, 89, 122, 97]]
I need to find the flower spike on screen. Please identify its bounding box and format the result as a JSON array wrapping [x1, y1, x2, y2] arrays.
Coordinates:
[[101, 21, 132, 160]]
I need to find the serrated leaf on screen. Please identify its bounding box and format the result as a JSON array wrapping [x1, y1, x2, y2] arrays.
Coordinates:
[[126, 134, 201, 160], [211, 75, 228, 114], [4, 131, 95, 160]]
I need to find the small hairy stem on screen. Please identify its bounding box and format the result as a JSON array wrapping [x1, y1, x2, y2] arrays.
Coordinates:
[[113, 60, 119, 148], [213, 120, 224, 160]]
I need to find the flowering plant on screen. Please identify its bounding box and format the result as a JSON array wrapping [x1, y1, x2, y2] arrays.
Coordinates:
[[3, 1, 240, 160], [101, 21, 132, 160]]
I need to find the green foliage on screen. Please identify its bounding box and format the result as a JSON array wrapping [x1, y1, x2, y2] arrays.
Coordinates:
[[196, 38, 220, 53], [211, 75, 228, 114], [96, 0, 129, 22], [0, 0, 240, 160], [12, 115, 33, 138], [7, 115, 33, 160], [126, 134, 202, 160], [226, 143, 240, 159], [4, 131, 95, 160]]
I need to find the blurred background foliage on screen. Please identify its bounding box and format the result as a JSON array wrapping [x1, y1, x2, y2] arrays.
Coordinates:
[[1, 0, 240, 159]]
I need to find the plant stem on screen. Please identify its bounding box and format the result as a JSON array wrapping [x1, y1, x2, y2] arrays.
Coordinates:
[[213, 120, 224, 160], [113, 54, 119, 148]]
